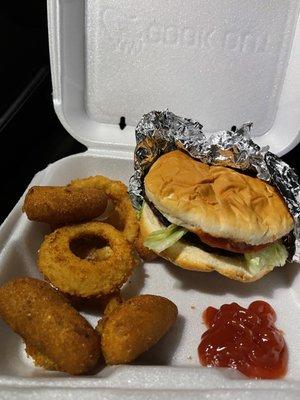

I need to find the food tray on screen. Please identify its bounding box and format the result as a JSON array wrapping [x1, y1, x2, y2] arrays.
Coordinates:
[[1, 0, 300, 398]]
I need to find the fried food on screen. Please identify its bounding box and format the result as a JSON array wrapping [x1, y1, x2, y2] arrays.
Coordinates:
[[0, 277, 102, 375], [102, 292, 124, 317], [134, 230, 157, 261], [98, 295, 178, 364], [38, 221, 137, 297], [69, 176, 139, 243], [95, 293, 124, 335], [23, 186, 107, 227], [25, 343, 58, 371]]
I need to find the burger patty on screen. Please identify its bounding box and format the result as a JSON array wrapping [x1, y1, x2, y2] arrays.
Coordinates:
[[183, 232, 241, 258], [145, 199, 268, 255]]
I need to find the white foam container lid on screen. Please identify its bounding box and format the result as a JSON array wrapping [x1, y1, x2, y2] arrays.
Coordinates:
[[0, 0, 300, 398]]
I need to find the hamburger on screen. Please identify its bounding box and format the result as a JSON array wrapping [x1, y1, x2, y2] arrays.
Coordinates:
[[140, 150, 294, 282]]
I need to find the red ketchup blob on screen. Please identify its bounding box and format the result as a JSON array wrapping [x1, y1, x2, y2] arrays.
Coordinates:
[[198, 301, 288, 379]]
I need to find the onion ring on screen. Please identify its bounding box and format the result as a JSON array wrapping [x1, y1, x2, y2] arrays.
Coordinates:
[[69, 176, 138, 243], [38, 221, 136, 297]]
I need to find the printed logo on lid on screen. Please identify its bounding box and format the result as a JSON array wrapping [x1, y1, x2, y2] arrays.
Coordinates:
[[102, 7, 277, 57]]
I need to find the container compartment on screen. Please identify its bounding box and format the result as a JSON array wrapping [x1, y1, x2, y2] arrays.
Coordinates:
[[0, 153, 299, 391]]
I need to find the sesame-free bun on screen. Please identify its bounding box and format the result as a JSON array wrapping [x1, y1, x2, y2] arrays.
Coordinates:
[[144, 150, 293, 246], [140, 203, 274, 282]]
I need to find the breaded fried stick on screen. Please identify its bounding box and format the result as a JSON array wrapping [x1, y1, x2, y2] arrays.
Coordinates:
[[0, 277, 102, 375], [97, 295, 178, 364], [23, 186, 107, 227]]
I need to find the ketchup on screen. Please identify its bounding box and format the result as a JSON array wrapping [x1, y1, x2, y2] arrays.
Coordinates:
[[198, 301, 287, 379]]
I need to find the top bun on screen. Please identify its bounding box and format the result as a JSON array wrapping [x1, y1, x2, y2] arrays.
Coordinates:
[[144, 150, 293, 245]]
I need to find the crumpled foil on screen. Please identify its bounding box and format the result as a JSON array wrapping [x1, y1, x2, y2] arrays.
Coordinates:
[[129, 110, 300, 263]]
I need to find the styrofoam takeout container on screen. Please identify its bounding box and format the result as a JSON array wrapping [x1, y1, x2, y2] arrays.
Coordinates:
[[0, 0, 300, 398]]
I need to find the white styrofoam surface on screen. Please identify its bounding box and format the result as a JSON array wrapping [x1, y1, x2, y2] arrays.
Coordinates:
[[0, 152, 300, 399], [1, 0, 300, 398], [48, 0, 300, 155], [86, 0, 299, 135]]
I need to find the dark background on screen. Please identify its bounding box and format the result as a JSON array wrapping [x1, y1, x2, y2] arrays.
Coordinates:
[[0, 2, 299, 224], [1, 2, 85, 224]]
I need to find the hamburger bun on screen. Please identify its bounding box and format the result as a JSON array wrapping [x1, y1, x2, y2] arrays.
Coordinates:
[[145, 150, 293, 246], [140, 202, 276, 282]]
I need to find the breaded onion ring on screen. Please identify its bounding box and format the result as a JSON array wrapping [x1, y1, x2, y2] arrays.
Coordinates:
[[38, 222, 136, 297], [23, 186, 107, 227], [0, 278, 102, 375], [97, 295, 178, 364], [69, 176, 138, 243]]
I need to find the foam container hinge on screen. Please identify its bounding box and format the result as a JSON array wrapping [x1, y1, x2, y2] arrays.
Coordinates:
[[0, 0, 300, 398]]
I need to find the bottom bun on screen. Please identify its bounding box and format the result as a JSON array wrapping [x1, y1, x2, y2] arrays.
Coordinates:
[[140, 203, 273, 282]]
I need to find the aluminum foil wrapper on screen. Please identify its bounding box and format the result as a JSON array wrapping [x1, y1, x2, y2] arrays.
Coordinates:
[[129, 110, 300, 263]]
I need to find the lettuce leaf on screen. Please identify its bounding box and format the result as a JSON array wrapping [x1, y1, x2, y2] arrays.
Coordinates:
[[244, 241, 288, 275], [144, 220, 288, 276], [136, 208, 142, 220], [144, 224, 188, 253]]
